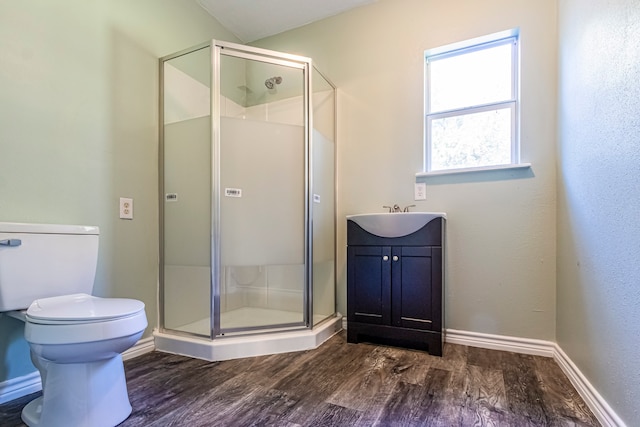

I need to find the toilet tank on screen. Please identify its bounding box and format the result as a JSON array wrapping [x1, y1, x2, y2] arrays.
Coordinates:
[[0, 222, 99, 311]]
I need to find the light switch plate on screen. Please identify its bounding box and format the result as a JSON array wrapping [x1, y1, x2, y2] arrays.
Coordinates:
[[119, 197, 133, 220], [414, 183, 427, 201]]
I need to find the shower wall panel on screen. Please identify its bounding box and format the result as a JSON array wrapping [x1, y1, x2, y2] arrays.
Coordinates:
[[312, 128, 335, 321], [312, 70, 336, 325], [163, 116, 211, 331]]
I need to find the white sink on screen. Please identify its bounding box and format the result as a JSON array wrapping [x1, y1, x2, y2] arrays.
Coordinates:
[[346, 212, 446, 238]]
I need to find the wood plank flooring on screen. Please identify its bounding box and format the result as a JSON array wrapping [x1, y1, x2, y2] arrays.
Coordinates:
[[0, 332, 600, 426]]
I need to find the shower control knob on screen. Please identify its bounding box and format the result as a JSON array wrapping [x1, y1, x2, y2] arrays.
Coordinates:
[[382, 255, 389, 261]]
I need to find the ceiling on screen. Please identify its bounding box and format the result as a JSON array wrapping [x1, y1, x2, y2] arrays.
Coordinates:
[[197, 0, 377, 43]]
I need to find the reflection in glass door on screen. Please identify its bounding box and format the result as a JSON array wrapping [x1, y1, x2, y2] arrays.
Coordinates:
[[214, 46, 308, 334]]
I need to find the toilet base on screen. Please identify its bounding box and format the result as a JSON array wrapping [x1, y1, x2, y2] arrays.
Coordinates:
[[22, 354, 132, 427]]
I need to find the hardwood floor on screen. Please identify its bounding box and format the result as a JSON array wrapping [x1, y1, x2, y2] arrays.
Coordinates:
[[0, 332, 599, 426]]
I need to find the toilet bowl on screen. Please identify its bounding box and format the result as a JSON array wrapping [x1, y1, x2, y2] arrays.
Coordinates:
[[21, 293, 147, 427], [0, 222, 148, 427]]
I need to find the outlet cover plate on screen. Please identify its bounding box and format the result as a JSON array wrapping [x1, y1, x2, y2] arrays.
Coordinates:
[[120, 197, 133, 220]]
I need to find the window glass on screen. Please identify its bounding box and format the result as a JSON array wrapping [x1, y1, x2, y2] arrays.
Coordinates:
[[429, 43, 513, 112], [430, 108, 512, 171]]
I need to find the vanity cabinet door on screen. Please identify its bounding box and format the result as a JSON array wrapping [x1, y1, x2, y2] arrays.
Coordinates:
[[391, 246, 440, 331], [347, 245, 391, 325]]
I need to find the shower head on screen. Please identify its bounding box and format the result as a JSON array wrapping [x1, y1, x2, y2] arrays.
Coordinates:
[[265, 76, 283, 90]]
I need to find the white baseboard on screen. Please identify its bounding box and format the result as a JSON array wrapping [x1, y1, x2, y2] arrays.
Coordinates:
[[0, 336, 155, 404], [553, 344, 626, 427], [0, 371, 41, 404], [122, 336, 155, 361], [445, 328, 556, 357]]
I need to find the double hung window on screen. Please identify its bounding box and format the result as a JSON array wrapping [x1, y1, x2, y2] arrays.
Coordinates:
[[424, 30, 520, 173]]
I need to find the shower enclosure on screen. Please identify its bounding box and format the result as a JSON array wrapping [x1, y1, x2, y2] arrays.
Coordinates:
[[156, 40, 338, 360]]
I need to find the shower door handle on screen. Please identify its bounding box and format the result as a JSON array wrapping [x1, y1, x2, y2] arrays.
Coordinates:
[[0, 239, 22, 247]]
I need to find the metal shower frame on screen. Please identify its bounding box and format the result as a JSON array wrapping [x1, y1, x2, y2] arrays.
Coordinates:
[[158, 39, 337, 340]]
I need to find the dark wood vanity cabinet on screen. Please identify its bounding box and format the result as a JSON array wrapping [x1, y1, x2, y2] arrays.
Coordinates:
[[346, 217, 444, 356]]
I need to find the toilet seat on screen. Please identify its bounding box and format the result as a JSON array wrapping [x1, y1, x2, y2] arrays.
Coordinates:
[[26, 293, 144, 323], [24, 294, 147, 345]]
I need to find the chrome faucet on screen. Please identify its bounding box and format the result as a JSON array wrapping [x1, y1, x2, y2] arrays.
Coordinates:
[[382, 204, 416, 213]]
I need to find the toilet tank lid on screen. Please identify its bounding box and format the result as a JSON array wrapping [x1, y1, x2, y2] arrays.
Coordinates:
[[0, 222, 99, 235], [26, 294, 145, 322]]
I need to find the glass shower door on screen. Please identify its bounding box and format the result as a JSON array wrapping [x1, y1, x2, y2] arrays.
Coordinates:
[[215, 47, 308, 333], [161, 45, 212, 338]]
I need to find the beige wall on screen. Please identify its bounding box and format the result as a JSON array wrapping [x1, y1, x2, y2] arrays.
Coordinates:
[[557, 0, 640, 424], [253, 0, 558, 340], [0, 0, 239, 382]]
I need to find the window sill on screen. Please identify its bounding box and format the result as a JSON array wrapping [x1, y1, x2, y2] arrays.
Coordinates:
[[416, 163, 531, 178]]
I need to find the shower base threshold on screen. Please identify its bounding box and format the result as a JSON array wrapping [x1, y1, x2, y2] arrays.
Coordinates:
[[153, 313, 343, 361]]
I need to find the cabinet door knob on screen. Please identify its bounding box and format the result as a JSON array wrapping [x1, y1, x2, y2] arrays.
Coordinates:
[[392, 255, 399, 261], [382, 255, 389, 261]]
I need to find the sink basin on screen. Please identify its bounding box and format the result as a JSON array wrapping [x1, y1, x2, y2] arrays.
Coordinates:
[[346, 212, 446, 238]]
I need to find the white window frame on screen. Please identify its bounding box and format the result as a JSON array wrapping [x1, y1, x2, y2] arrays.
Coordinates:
[[423, 29, 527, 175]]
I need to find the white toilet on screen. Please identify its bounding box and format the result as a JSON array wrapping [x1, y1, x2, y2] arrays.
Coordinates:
[[0, 222, 148, 427]]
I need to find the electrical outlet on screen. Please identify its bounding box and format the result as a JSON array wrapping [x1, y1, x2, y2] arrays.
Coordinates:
[[414, 183, 427, 201], [119, 197, 133, 220]]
